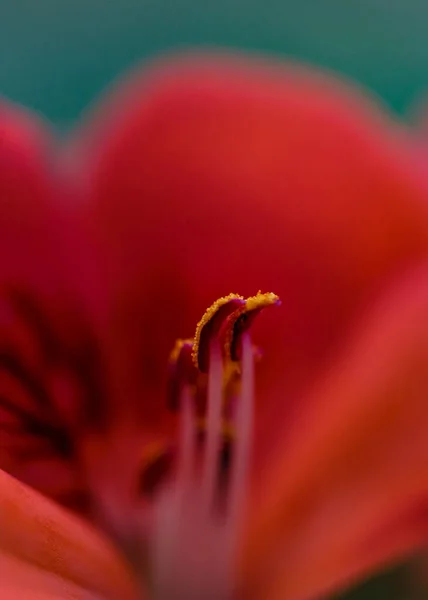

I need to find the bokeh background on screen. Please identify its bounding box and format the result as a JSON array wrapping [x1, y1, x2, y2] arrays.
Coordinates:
[[0, 1, 426, 598], [1, 1, 427, 126]]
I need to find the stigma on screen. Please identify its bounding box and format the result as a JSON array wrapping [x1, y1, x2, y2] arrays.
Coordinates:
[[148, 292, 279, 600]]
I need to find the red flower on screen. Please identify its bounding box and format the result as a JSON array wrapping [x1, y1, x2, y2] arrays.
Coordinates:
[[1, 53, 428, 600]]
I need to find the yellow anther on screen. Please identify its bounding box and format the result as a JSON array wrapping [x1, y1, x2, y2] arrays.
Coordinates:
[[245, 291, 280, 312], [223, 291, 280, 362], [168, 338, 193, 364], [167, 291, 279, 412], [192, 293, 245, 370]]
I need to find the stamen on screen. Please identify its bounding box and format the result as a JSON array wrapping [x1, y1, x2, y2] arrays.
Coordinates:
[[192, 294, 245, 372], [166, 292, 278, 416], [177, 386, 196, 494], [229, 333, 254, 525], [200, 343, 223, 512], [149, 342, 255, 600], [166, 339, 197, 411], [221, 291, 280, 362], [150, 292, 278, 599]]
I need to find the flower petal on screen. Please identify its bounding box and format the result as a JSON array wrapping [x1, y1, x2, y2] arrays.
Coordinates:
[[67, 53, 428, 418], [0, 469, 139, 599], [65, 53, 428, 553], [0, 102, 107, 516], [0, 101, 73, 292], [0, 552, 104, 599], [242, 267, 428, 600]]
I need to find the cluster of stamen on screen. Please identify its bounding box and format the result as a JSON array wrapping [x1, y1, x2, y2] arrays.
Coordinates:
[[149, 292, 279, 600]]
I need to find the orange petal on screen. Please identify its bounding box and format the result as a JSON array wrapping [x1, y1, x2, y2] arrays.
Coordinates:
[[313, 502, 428, 599], [0, 469, 139, 599], [0, 551, 105, 599], [66, 53, 428, 423], [242, 267, 428, 600]]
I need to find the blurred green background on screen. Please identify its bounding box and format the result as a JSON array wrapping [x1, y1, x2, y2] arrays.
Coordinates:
[[0, 0, 427, 126], [0, 1, 425, 598]]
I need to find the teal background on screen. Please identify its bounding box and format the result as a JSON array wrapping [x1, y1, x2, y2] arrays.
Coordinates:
[[0, 1, 427, 125], [0, 1, 425, 598]]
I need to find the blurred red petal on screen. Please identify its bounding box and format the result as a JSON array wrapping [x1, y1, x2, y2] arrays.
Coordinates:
[[0, 102, 105, 516], [1, 552, 105, 599], [0, 469, 139, 599], [243, 267, 428, 600], [66, 54, 428, 428], [0, 102, 70, 292]]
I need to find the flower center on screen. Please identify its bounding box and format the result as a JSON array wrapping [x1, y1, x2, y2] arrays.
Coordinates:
[[147, 292, 279, 600]]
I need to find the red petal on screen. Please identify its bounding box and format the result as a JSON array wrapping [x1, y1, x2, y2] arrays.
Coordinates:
[[0, 102, 67, 291], [0, 469, 139, 599], [63, 54, 428, 547], [1, 553, 111, 599], [242, 267, 428, 600], [0, 102, 104, 516], [67, 54, 428, 423]]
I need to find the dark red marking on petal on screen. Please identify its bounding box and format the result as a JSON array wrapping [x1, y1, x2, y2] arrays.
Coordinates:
[[4, 288, 107, 427], [139, 446, 174, 497], [0, 395, 73, 459], [6, 288, 60, 365]]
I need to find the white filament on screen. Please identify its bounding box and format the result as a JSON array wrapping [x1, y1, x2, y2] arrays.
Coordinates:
[[200, 342, 223, 514], [229, 334, 254, 525], [149, 336, 254, 600]]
